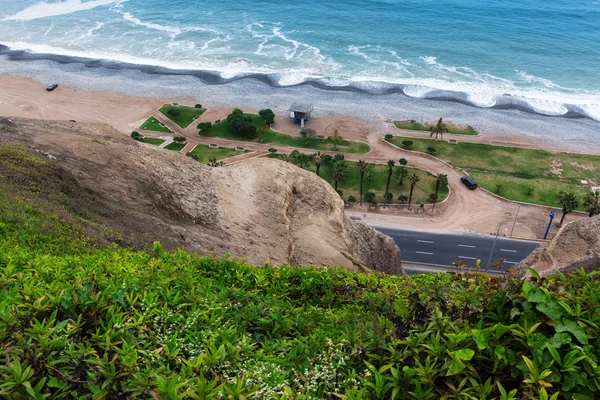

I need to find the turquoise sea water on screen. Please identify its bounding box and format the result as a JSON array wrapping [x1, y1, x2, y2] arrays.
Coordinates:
[[0, 0, 600, 120]]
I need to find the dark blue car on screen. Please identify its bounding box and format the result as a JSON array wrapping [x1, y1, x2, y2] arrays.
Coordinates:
[[461, 176, 478, 190]]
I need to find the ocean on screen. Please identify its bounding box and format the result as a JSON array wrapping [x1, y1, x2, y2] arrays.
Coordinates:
[[1, 0, 600, 145]]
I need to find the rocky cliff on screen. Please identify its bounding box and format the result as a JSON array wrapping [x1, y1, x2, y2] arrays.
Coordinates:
[[0, 118, 404, 274], [517, 215, 600, 276]]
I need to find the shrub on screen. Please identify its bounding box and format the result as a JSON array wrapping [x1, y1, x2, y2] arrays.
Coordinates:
[[371, 201, 377, 207], [227, 109, 257, 138], [384, 134, 393, 140], [300, 128, 317, 138], [399, 158, 408, 166], [258, 108, 275, 125], [385, 192, 393, 202], [398, 194, 408, 203], [364, 192, 376, 203], [333, 154, 345, 162], [401, 140, 413, 148], [130, 131, 143, 141], [197, 121, 212, 132], [429, 193, 438, 202], [426, 146, 436, 154], [166, 108, 181, 117], [336, 189, 343, 197], [268, 148, 278, 153], [173, 136, 186, 143], [194, 103, 202, 109], [348, 195, 356, 203]]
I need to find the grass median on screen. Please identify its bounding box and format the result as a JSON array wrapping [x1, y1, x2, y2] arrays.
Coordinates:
[[387, 136, 599, 210], [200, 114, 370, 154], [140, 116, 173, 133], [394, 120, 478, 135], [187, 144, 250, 163], [159, 104, 206, 128]]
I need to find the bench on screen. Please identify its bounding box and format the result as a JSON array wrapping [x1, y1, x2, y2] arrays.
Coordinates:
[[209, 144, 218, 148]]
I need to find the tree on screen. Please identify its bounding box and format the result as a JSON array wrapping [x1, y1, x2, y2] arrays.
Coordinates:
[[227, 109, 257, 138], [257, 122, 269, 142], [167, 108, 181, 118], [395, 166, 408, 186], [332, 160, 348, 192], [399, 158, 408, 166], [194, 103, 202, 109], [173, 136, 186, 143], [495, 183, 503, 194], [258, 109, 275, 126], [384, 160, 395, 207], [398, 194, 408, 204], [290, 150, 311, 169], [401, 140, 413, 148], [328, 129, 343, 151], [313, 152, 325, 176], [407, 173, 420, 211], [583, 191, 600, 217], [431, 174, 448, 212], [557, 191, 579, 226], [429, 117, 449, 141], [197, 122, 212, 133], [357, 160, 368, 205]]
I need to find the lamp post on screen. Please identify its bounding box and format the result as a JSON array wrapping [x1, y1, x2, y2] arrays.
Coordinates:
[[486, 200, 501, 271], [509, 205, 521, 237], [544, 211, 555, 240]]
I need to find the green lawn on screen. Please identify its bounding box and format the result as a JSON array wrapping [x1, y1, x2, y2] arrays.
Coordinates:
[[159, 104, 207, 128], [165, 142, 187, 152], [394, 120, 478, 135], [141, 137, 165, 146], [267, 154, 447, 205], [387, 136, 600, 210], [201, 114, 370, 154], [188, 144, 250, 163], [140, 116, 173, 133]]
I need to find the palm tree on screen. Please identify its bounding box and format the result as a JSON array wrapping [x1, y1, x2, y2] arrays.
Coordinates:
[[384, 160, 395, 207], [289, 150, 311, 169], [313, 152, 324, 176], [431, 173, 448, 212], [332, 160, 348, 192], [429, 117, 449, 141], [328, 128, 343, 151], [557, 191, 579, 226], [407, 173, 420, 211], [395, 166, 408, 186], [357, 160, 368, 205], [258, 122, 269, 142], [583, 191, 600, 217]]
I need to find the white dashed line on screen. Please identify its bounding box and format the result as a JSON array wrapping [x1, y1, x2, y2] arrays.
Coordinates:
[[501, 249, 517, 253], [458, 244, 476, 248], [417, 240, 434, 244], [459, 256, 478, 260], [416, 251, 433, 255]]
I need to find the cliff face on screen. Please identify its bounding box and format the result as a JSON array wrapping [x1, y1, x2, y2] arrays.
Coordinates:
[[518, 215, 600, 276], [1, 118, 404, 274]]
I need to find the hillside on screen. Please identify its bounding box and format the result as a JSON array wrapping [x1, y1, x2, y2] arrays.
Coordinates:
[[0, 117, 402, 274]]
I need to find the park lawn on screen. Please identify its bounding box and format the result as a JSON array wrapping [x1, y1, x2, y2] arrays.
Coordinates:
[[188, 144, 250, 163], [140, 116, 173, 133], [165, 142, 187, 152], [201, 114, 370, 154], [141, 137, 165, 146], [267, 154, 447, 205], [159, 104, 207, 128], [394, 120, 478, 135], [387, 136, 600, 210]]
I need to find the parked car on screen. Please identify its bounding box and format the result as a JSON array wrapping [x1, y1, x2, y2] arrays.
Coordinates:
[[461, 175, 478, 190], [46, 83, 58, 91]]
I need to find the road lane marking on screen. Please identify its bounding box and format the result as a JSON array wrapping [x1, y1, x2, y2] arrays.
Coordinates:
[[500, 249, 517, 253], [459, 256, 478, 260], [458, 244, 476, 248], [416, 251, 433, 255], [417, 240, 434, 244]]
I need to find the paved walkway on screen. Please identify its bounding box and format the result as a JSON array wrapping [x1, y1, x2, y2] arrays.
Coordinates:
[[142, 112, 585, 240]]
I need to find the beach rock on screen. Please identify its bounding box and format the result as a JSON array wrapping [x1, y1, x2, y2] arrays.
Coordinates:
[[2, 118, 404, 273]]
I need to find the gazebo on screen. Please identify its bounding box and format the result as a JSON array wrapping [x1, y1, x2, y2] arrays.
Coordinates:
[[288, 103, 314, 127]]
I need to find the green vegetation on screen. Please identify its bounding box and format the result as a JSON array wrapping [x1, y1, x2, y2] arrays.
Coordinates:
[[201, 112, 370, 154], [159, 104, 207, 128], [394, 119, 478, 135], [269, 153, 447, 205], [142, 137, 165, 146], [388, 136, 600, 210], [140, 116, 173, 133], [165, 141, 187, 152], [1, 142, 600, 399], [188, 144, 249, 163]]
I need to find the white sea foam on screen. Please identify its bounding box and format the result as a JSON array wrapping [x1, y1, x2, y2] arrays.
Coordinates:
[[78, 22, 104, 40], [3, 0, 124, 21], [122, 12, 182, 35]]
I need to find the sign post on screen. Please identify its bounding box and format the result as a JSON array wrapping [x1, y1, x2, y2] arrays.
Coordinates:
[[544, 211, 555, 240]]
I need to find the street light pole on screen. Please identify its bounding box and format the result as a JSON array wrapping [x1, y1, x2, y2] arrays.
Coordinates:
[[486, 200, 501, 272], [509, 205, 521, 237]]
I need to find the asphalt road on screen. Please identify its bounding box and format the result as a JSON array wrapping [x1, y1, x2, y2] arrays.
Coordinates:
[[373, 226, 541, 273]]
